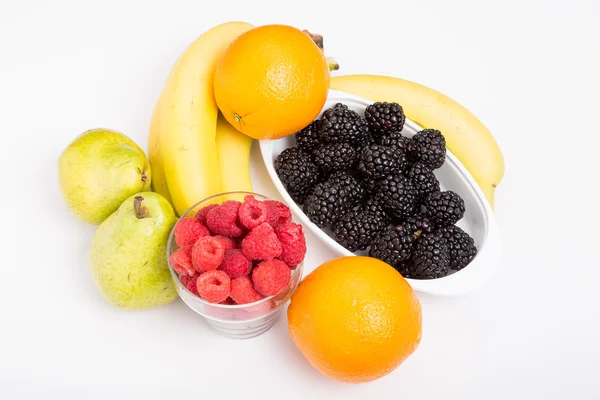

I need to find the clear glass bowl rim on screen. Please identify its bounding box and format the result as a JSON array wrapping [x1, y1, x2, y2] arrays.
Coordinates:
[[166, 190, 303, 310]]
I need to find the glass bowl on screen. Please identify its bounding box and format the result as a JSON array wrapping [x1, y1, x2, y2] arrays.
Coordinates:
[[166, 191, 304, 339]]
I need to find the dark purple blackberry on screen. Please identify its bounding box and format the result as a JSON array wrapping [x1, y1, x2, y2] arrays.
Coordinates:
[[274, 147, 319, 204], [408, 129, 446, 170], [396, 214, 434, 236], [332, 210, 385, 252], [369, 227, 416, 267], [377, 131, 412, 151], [437, 225, 477, 270], [375, 174, 418, 220], [360, 176, 379, 196], [406, 162, 440, 199], [303, 181, 349, 228], [317, 103, 370, 146], [361, 196, 392, 226], [326, 171, 365, 206], [424, 190, 465, 227], [294, 121, 320, 152], [408, 232, 450, 279], [364, 102, 406, 138], [357, 144, 408, 179], [312, 142, 357, 174]]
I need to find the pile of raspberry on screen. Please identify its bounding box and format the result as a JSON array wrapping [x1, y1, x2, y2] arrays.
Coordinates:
[[169, 196, 306, 305]]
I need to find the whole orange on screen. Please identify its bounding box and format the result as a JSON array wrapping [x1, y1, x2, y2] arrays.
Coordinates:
[[213, 24, 330, 140], [287, 256, 422, 383]]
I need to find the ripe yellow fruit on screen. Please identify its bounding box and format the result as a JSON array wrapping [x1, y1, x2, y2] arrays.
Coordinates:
[[148, 21, 255, 215], [288, 256, 422, 383], [330, 74, 504, 209]]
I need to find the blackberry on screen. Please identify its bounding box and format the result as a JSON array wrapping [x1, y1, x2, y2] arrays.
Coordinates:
[[406, 162, 440, 199], [409, 233, 450, 279], [357, 144, 408, 179], [369, 227, 416, 267], [364, 102, 406, 138], [317, 103, 369, 146], [375, 174, 418, 220], [361, 176, 379, 196], [377, 132, 412, 153], [361, 196, 392, 226], [326, 171, 365, 206], [303, 181, 349, 228], [332, 210, 384, 252], [294, 121, 320, 152], [274, 148, 319, 204], [397, 214, 434, 236], [312, 142, 357, 174], [408, 129, 446, 170], [438, 225, 477, 270], [424, 190, 465, 227]]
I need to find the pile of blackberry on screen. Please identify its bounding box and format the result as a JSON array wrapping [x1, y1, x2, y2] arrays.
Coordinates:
[[275, 102, 478, 279]]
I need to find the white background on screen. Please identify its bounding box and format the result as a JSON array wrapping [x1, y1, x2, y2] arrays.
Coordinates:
[[1, 0, 599, 399]]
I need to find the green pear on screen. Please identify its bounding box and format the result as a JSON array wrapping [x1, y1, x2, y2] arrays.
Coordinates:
[[58, 128, 151, 225], [90, 192, 178, 310]]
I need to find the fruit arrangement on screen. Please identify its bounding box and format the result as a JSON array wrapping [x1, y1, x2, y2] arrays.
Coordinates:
[[57, 20, 503, 384], [169, 195, 306, 304], [275, 102, 478, 279]]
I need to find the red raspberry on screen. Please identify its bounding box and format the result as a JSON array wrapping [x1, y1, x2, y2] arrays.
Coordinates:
[[174, 218, 209, 247], [191, 236, 225, 273], [196, 270, 230, 303], [264, 200, 292, 230], [238, 195, 267, 229], [276, 222, 307, 268], [181, 244, 194, 257], [252, 259, 291, 296], [169, 248, 195, 276], [213, 235, 235, 252], [230, 276, 264, 304], [219, 249, 252, 278], [241, 222, 282, 261], [195, 203, 218, 225], [206, 200, 243, 237], [179, 274, 199, 296]]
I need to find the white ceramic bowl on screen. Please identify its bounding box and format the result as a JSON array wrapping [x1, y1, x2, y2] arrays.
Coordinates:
[[259, 90, 502, 296]]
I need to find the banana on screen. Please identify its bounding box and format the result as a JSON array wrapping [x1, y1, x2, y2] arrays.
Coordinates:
[[149, 21, 255, 216], [330, 74, 504, 209], [216, 113, 254, 198], [147, 95, 172, 205]]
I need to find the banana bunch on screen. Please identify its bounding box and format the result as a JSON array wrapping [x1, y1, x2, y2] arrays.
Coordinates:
[[330, 75, 504, 209], [148, 22, 255, 216]]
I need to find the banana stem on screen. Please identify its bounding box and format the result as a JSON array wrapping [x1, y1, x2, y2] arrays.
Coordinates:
[[134, 196, 149, 219], [303, 29, 340, 71]]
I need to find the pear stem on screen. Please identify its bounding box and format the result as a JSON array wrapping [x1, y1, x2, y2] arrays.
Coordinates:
[[134, 196, 149, 219]]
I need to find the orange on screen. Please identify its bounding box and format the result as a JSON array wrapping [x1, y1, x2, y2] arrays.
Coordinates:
[[213, 24, 330, 140], [287, 256, 422, 383]]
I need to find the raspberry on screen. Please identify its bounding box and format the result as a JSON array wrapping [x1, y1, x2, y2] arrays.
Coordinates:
[[238, 195, 268, 229], [241, 222, 282, 261], [196, 270, 231, 303], [195, 203, 218, 225], [181, 244, 194, 257], [252, 259, 291, 296], [263, 200, 292, 230], [179, 274, 199, 296], [230, 276, 264, 304], [213, 235, 235, 252], [276, 222, 306, 268], [169, 248, 195, 276], [219, 249, 252, 278], [206, 200, 243, 237], [191, 236, 225, 273], [174, 218, 209, 247]]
